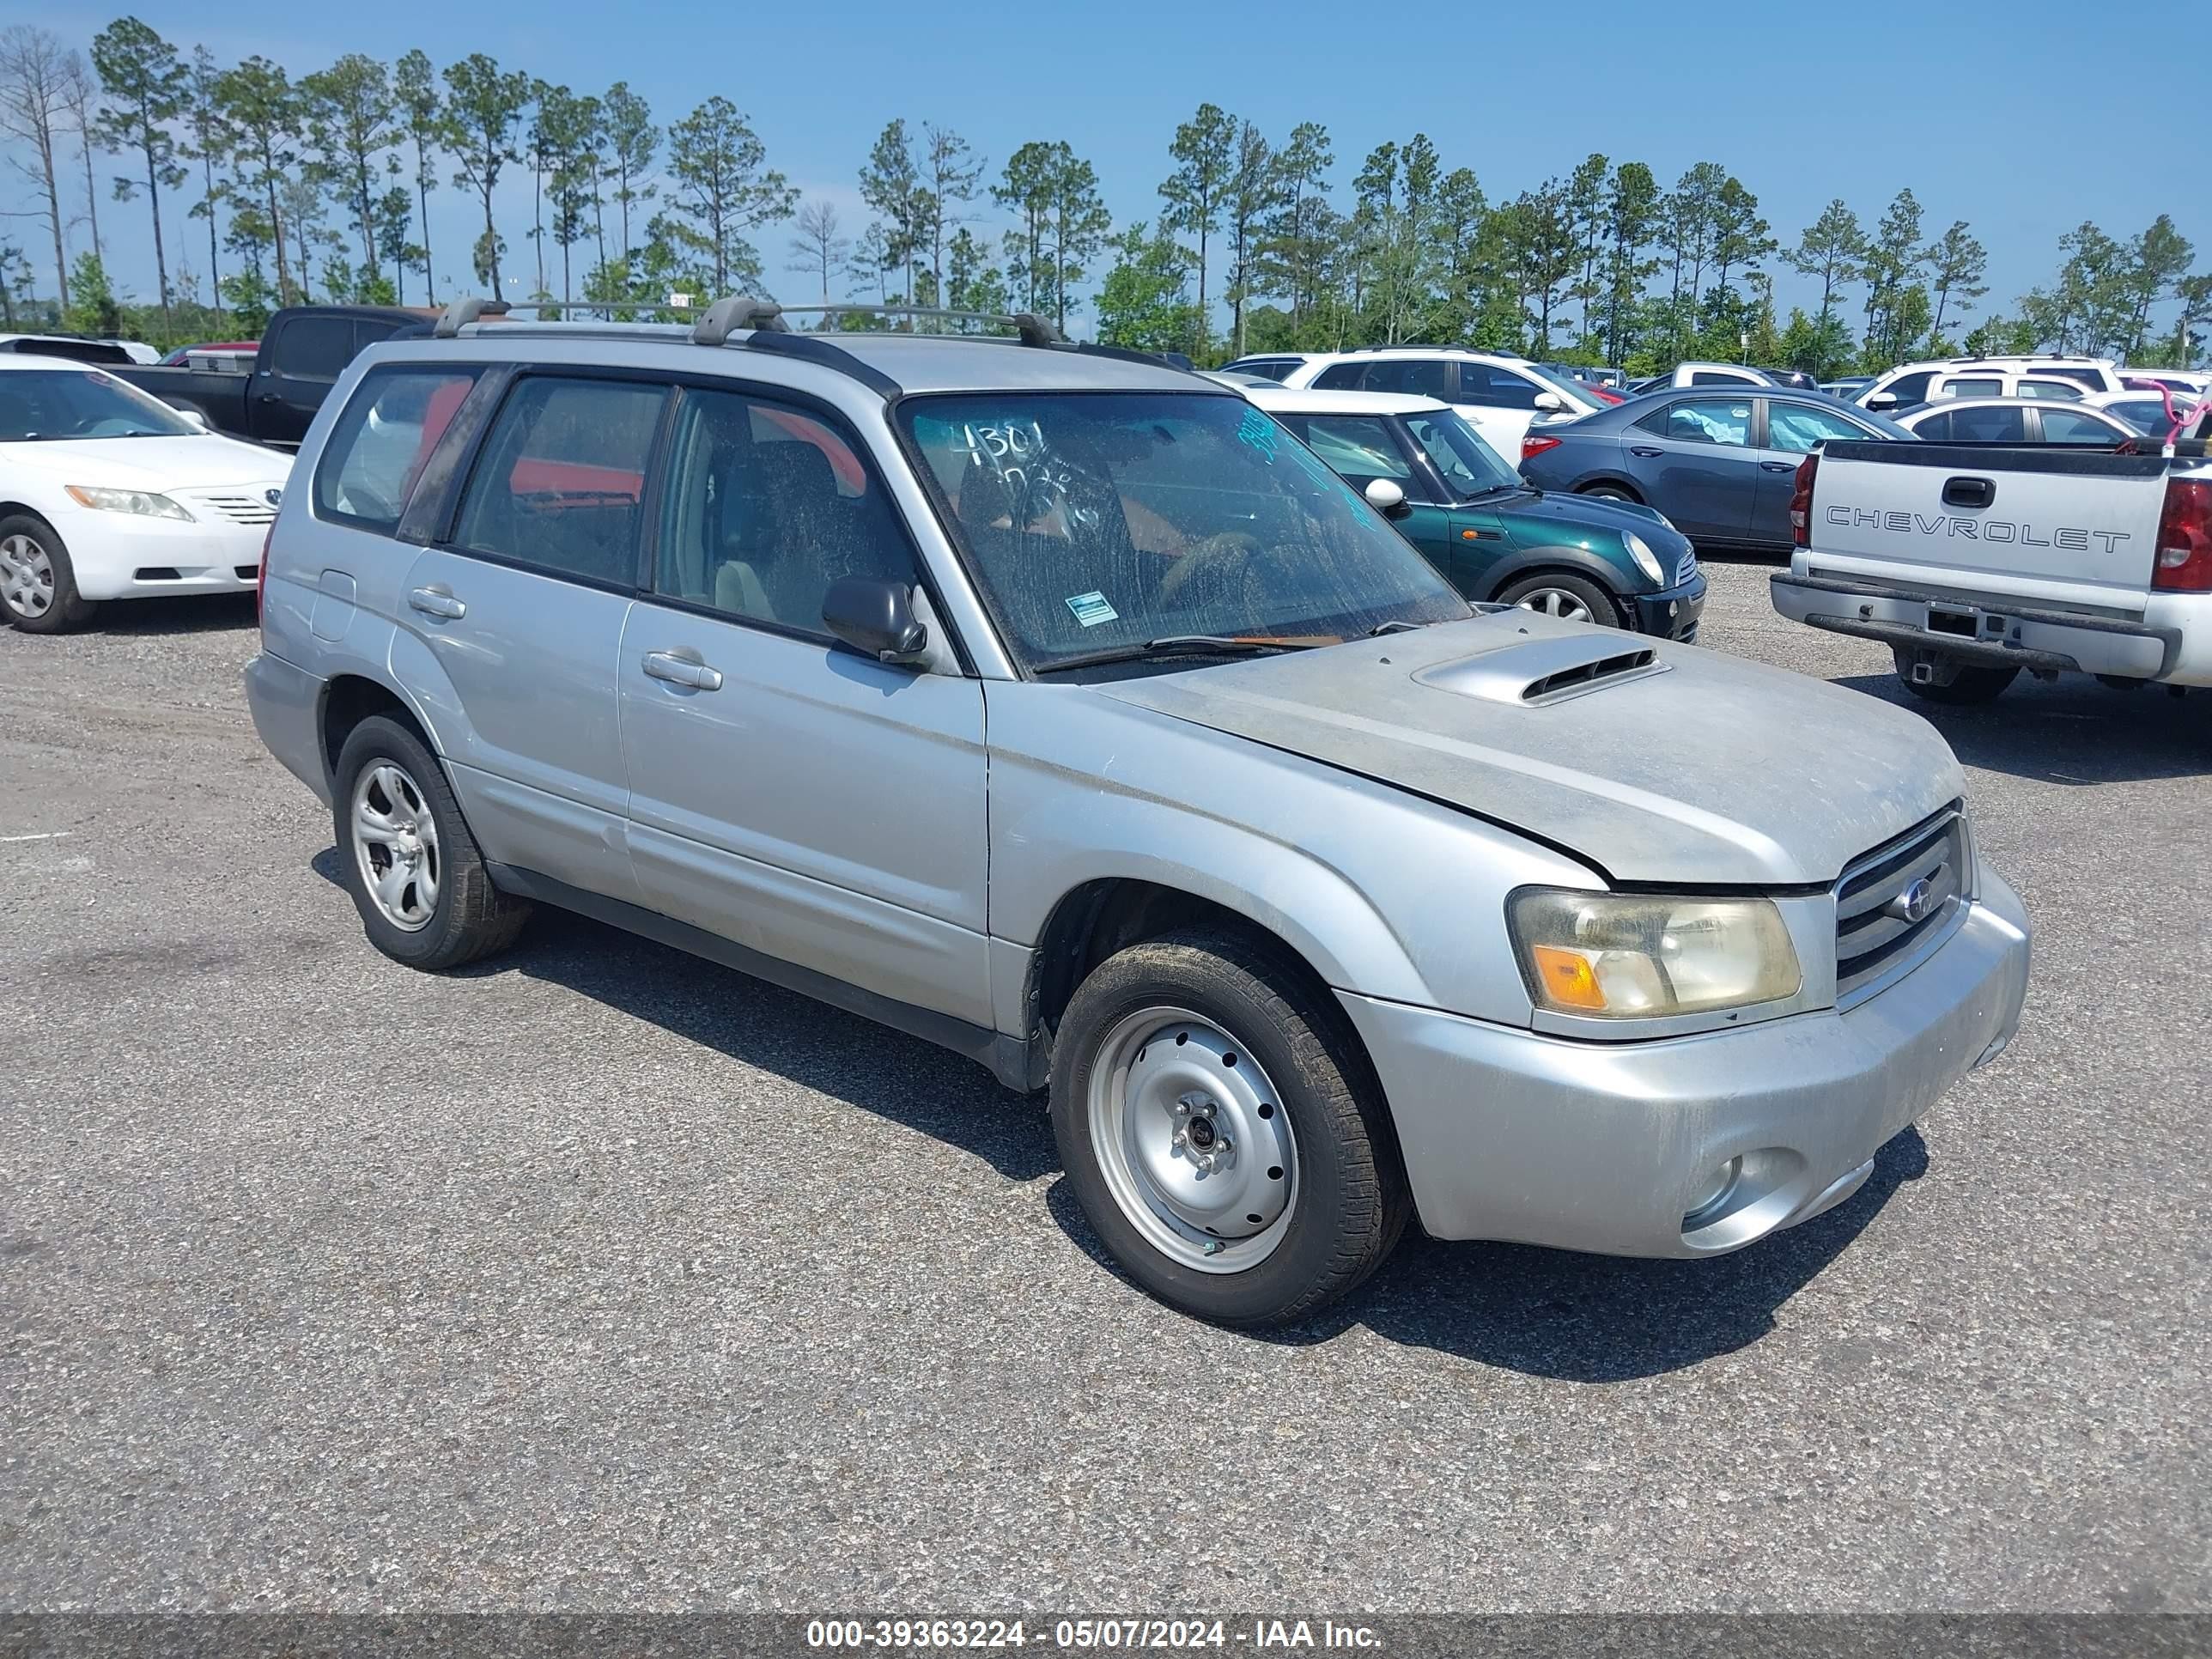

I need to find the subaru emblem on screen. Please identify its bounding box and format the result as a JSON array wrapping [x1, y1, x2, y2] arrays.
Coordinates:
[[264, 487, 283, 507], [1887, 876, 1937, 924]]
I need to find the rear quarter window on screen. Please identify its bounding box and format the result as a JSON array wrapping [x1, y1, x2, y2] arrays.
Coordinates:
[[313, 366, 484, 534]]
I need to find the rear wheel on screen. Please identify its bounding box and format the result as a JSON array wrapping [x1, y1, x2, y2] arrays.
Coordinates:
[[1495, 570, 1623, 627], [1579, 483, 1641, 505], [1893, 647, 2019, 706], [332, 714, 531, 970], [1050, 927, 1410, 1328], [0, 514, 97, 634]]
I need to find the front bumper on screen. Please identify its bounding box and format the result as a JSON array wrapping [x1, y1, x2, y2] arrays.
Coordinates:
[[1340, 862, 2030, 1256], [1771, 571, 2212, 685], [54, 499, 278, 602], [1632, 569, 1706, 641]]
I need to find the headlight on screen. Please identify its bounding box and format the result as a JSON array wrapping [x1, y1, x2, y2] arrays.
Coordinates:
[[64, 485, 193, 521], [1621, 530, 1666, 586], [1509, 888, 1801, 1018]]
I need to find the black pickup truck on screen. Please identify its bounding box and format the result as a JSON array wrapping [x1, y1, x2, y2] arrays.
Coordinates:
[[106, 304, 431, 449]]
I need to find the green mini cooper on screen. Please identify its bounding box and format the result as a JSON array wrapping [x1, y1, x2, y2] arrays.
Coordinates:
[[1245, 386, 1706, 639]]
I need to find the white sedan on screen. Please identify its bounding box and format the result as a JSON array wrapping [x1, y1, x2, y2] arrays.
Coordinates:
[[0, 357, 291, 632]]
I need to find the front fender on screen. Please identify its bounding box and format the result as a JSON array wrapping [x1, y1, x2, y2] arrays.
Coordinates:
[[981, 684, 1596, 1032], [1474, 543, 1638, 604]]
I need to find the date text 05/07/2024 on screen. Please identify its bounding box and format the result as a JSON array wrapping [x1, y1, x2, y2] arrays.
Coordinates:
[[803, 1619, 1384, 1650]]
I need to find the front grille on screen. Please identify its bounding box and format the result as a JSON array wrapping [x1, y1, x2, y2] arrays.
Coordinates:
[[1674, 549, 1698, 586], [1834, 807, 1969, 1004], [188, 491, 278, 526]]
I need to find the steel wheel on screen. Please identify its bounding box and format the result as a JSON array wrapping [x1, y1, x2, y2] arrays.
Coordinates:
[[0, 533, 55, 621], [349, 761, 441, 933], [1085, 1005, 1299, 1275], [1514, 585, 1595, 622]]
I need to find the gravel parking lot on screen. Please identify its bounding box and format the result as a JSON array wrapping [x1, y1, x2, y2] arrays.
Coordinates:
[[3, 561, 2208, 1613]]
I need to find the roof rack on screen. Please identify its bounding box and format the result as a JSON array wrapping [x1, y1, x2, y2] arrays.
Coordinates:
[[422, 293, 1200, 398]]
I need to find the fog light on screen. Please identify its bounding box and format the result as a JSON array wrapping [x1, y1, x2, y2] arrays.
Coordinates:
[[1683, 1157, 1742, 1225]]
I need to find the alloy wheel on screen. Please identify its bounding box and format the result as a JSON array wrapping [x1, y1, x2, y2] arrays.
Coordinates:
[[350, 761, 441, 932]]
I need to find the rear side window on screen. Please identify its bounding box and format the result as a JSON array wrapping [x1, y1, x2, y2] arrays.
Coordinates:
[[2038, 408, 2121, 444], [313, 365, 483, 533], [1312, 362, 1367, 390], [2015, 378, 2081, 400], [274, 316, 355, 382], [1689, 369, 1755, 386], [1639, 398, 1753, 447], [451, 376, 668, 586], [2033, 367, 2100, 390]]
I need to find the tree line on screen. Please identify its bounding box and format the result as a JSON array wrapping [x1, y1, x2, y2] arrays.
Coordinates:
[[1, 20, 2205, 376]]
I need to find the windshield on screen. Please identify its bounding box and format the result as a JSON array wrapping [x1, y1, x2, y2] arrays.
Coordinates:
[[0, 368, 198, 441], [1403, 409, 1522, 497], [902, 392, 1469, 669]]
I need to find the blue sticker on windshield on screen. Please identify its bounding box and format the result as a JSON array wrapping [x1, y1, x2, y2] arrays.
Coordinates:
[[1236, 405, 1279, 463], [1066, 591, 1119, 628]]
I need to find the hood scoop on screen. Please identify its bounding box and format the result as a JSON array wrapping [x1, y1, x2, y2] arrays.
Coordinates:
[[1413, 635, 1667, 708]]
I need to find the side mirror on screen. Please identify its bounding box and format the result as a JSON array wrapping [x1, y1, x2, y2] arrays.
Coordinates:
[[1364, 477, 1413, 520], [822, 575, 928, 664], [1532, 391, 1565, 412], [1865, 392, 1897, 411], [168, 402, 210, 428]]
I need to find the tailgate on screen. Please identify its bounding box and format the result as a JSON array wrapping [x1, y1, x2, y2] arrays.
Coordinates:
[[1808, 441, 2167, 613]]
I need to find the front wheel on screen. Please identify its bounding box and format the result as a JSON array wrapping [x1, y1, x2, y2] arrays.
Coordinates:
[[332, 714, 532, 970], [1495, 570, 1624, 627], [1893, 647, 2019, 706], [0, 514, 98, 633], [1050, 928, 1410, 1327]]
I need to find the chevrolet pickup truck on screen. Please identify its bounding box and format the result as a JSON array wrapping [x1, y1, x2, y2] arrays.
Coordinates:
[[1769, 419, 2212, 702]]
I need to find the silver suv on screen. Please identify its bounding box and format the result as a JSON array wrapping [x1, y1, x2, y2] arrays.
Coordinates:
[[245, 299, 2033, 1327]]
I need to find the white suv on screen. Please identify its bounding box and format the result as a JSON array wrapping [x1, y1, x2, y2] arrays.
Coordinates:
[[1859, 356, 2124, 412], [1281, 349, 1603, 462]]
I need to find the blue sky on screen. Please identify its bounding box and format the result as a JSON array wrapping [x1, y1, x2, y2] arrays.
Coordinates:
[[7, 0, 2203, 342]]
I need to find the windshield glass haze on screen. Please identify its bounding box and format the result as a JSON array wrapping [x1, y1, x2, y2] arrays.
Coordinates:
[[903, 392, 1469, 668]]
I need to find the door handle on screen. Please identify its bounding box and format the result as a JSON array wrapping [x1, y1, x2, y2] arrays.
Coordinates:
[[1942, 476, 1996, 509], [1629, 445, 1663, 458], [1759, 460, 1796, 472], [406, 585, 465, 619], [641, 649, 724, 692]]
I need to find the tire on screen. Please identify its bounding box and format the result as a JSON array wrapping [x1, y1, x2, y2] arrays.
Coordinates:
[[331, 714, 531, 970], [0, 514, 98, 633], [1578, 483, 1641, 504], [1049, 927, 1411, 1328], [1494, 570, 1624, 628], [1891, 647, 2020, 706]]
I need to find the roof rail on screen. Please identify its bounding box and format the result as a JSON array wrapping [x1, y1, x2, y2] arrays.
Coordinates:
[[754, 303, 1066, 347]]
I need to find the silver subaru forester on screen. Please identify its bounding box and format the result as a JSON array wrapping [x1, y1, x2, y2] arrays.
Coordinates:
[[244, 298, 2031, 1327]]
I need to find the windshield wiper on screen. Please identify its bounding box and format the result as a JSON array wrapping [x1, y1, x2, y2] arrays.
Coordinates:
[[1368, 619, 1435, 636], [1459, 482, 1521, 501], [1034, 635, 1318, 675]]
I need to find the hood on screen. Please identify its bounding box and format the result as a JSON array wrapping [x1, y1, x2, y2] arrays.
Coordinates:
[[1092, 614, 1962, 887], [2, 433, 291, 491], [1490, 489, 1690, 556]]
